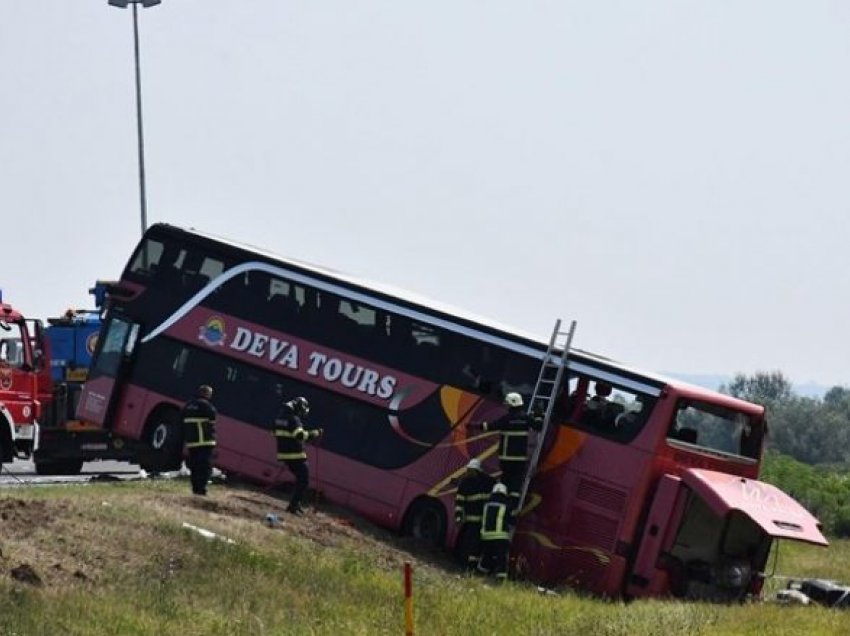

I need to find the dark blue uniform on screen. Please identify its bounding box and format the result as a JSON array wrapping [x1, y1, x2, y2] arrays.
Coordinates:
[[484, 408, 542, 511], [182, 396, 217, 495], [454, 468, 496, 567], [273, 403, 321, 514], [477, 486, 513, 581]]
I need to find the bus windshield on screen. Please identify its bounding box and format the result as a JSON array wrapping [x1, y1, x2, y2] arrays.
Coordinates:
[[667, 400, 762, 461]]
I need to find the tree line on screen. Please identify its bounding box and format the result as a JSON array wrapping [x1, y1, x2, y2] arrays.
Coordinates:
[[721, 371, 850, 537], [721, 371, 850, 465]]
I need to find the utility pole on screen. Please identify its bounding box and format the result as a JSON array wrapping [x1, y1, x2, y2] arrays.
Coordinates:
[[108, 0, 162, 236]]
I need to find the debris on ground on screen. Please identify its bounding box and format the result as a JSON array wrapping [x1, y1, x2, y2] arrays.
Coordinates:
[[181, 522, 236, 544]]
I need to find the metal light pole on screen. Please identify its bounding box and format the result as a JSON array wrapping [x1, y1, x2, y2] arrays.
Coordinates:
[[108, 0, 161, 237]]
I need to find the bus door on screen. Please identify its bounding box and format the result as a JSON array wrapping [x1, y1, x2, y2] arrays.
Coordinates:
[[77, 316, 140, 428], [625, 474, 687, 598]]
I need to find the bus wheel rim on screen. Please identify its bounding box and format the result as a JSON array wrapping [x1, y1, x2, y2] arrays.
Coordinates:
[[151, 423, 169, 450]]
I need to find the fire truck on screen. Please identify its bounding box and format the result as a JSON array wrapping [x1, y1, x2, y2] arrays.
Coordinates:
[[0, 285, 143, 475], [0, 290, 45, 468]]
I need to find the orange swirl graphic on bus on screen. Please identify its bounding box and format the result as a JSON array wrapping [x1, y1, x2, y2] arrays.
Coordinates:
[[537, 424, 587, 473], [388, 386, 498, 450], [439, 386, 487, 457]]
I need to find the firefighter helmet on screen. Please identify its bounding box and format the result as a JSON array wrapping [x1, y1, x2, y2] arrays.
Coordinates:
[[504, 392, 523, 408], [466, 458, 482, 472], [492, 482, 508, 495], [288, 396, 310, 416]]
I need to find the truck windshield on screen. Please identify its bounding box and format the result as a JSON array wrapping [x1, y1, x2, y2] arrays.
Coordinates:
[[667, 400, 762, 461], [0, 322, 25, 368]]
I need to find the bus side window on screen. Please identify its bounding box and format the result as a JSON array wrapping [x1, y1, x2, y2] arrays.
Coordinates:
[[199, 257, 224, 284], [172, 348, 189, 378], [268, 278, 304, 325], [149, 242, 187, 292], [561, 376, 589, 421], [387, 315, 413, 346], [180, 253, 211, 294], [614, 394, 651, 433], [128, 239, 164, 279], [268, 292, 300, 320], [337, 300, 379, 355]]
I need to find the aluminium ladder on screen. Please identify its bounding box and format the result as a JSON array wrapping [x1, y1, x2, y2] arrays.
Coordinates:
[[512, 318, 576, 535]]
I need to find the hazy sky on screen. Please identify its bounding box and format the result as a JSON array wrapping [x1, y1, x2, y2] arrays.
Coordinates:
[[2, 2, 849, 388]]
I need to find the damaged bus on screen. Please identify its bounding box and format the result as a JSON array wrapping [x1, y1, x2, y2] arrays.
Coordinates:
[[78, 223, 827, 599]]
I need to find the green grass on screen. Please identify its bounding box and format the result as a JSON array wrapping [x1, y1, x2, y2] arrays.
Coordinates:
[[1, 481, 848, 635]]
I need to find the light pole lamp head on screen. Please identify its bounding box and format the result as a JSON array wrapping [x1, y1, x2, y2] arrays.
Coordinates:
[[108, 0, 162, 7]]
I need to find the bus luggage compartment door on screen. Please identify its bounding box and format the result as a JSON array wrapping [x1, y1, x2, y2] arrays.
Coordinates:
[[626, 474, 687, 599]]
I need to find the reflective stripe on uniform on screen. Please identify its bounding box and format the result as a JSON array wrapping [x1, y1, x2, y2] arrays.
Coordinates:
[[185, 419, 215, 448], [277, 451, 307, 460], [499, 431, 529, 461], [274, 428, 309, 440], [481, 503, 510, 541]]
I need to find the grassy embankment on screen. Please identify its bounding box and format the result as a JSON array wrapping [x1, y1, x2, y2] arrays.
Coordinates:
[[0, 480, 848, 636]]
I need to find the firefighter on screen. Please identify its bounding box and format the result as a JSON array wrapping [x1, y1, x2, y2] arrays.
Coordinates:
[[273, 396, 323, 515], [182, 384, 217, 496], [453, 458, 495, 569], [476, 482, 513, 581], [482, 392, 542, 513]]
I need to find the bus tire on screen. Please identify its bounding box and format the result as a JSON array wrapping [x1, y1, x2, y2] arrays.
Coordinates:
[[34, 459, 84, 476], [402, 497, 448, 547], [139, 407, 183, 473]]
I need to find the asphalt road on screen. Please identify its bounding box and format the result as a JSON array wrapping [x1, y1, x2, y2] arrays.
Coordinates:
[[0, 458, 146, 487]]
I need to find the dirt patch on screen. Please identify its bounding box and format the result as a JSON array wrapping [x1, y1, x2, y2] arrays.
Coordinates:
[[0, 499, 61, 537], [0, 497, 101, 588], [0, 482, 458, 591], [10, 563, 42, 586]]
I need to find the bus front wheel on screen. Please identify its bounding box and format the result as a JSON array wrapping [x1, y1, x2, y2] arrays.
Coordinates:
[[402, 498, 447, 547], [139, 408, 183, 473]]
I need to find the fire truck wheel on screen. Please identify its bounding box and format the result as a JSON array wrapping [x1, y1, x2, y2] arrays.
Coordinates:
[[402, 497, 447, 547], [139, 408, 183, 473]]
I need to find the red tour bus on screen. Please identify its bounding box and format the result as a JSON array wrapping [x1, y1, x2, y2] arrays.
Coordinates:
[[78, 224, 826, 599]]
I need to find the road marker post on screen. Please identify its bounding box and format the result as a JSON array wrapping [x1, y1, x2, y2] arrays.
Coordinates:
[[404, 562, 414, 636]]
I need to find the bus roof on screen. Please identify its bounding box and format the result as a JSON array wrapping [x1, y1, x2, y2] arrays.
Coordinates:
[[142, 224, 746, 401]]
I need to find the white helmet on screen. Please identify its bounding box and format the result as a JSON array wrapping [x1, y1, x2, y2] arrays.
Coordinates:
[[504, 392, 523, 408], [492, 482, 508, 495], [288, 396, 310, 416], [466, 458, 482, 472]]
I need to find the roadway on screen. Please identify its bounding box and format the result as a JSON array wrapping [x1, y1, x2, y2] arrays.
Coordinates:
[[0, 458, 147, 487]]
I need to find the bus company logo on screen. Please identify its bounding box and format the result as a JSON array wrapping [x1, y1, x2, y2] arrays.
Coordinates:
[[0, 368, 11, 391], [198, 316, 227, 347], [85, 333, 99, 357]]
